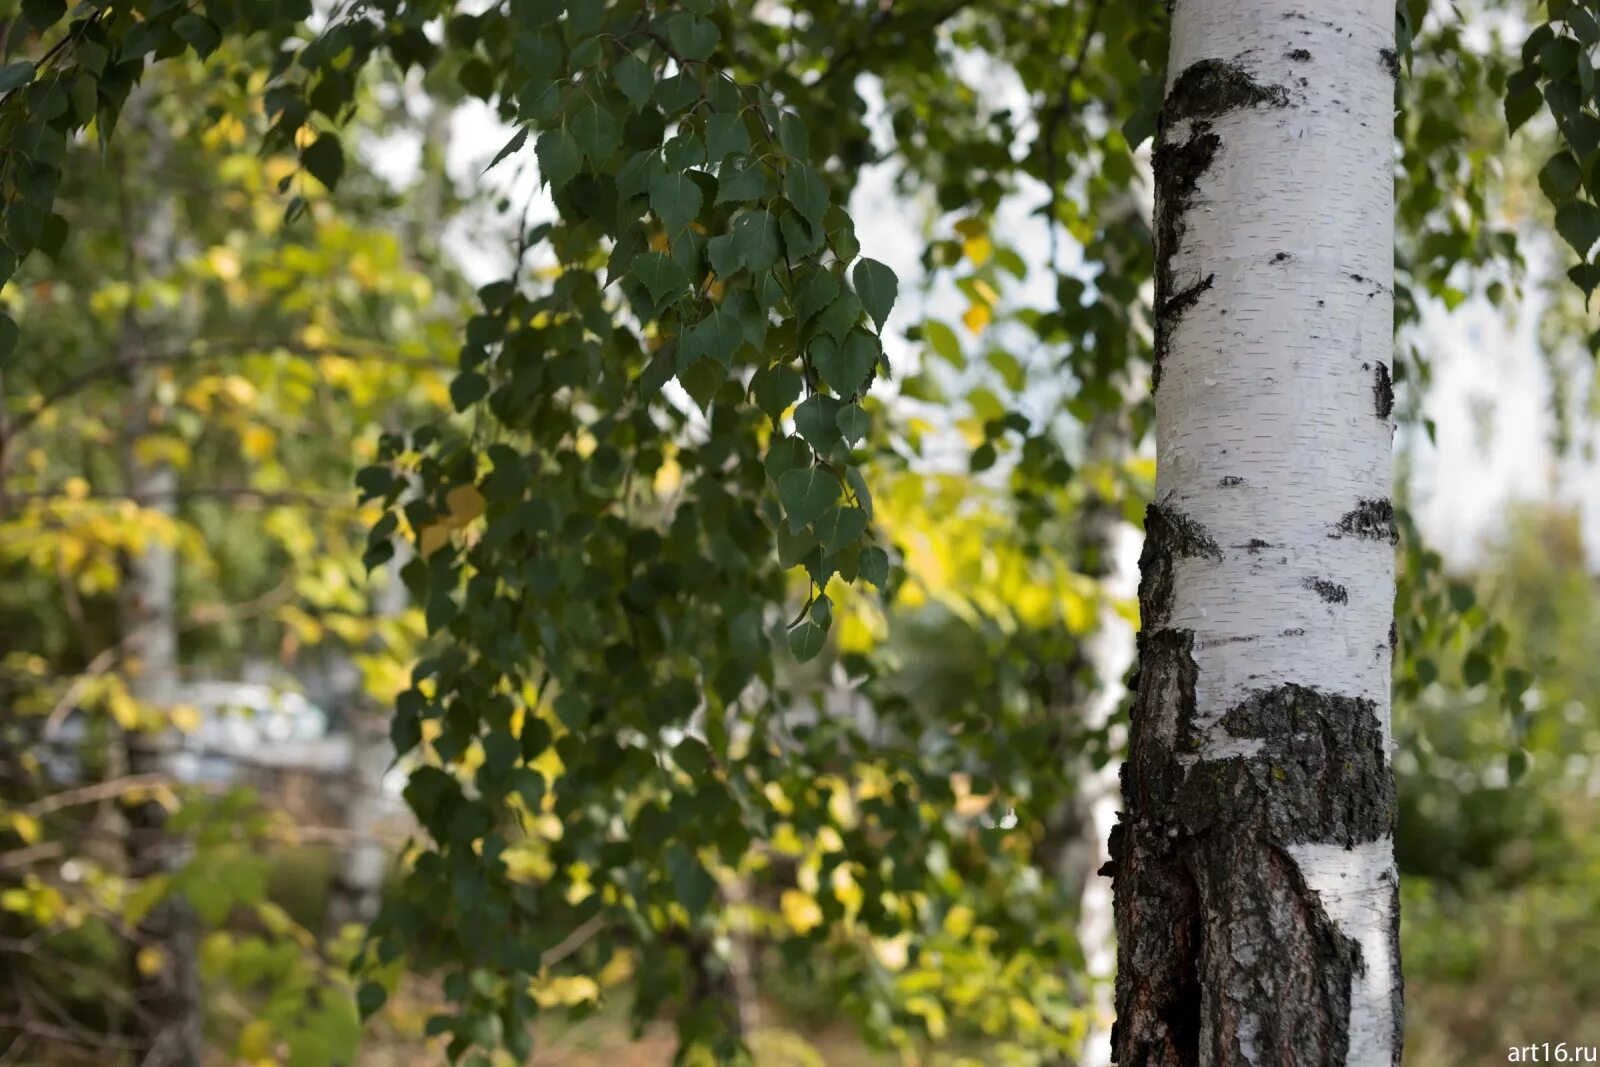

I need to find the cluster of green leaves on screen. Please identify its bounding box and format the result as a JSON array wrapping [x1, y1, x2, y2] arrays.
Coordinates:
[[1507, 0, 1600, 298]]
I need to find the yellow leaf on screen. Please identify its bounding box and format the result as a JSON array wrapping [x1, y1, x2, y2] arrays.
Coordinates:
[[962, 303, 992, 335], [168, 704, 203, 734], [962, 234, 992, 266], [445, 485, 486, 525], [240, 425, 276, 460], [237, 1020, 274, 1059], [780, 889, 823, 935], [136, 946, 165, 977], [8, 812, 40, 844], [419, 523, 451, 558]]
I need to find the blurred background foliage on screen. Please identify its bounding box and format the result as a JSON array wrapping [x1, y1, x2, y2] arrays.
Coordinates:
[[0, 0, 1595, 1064]]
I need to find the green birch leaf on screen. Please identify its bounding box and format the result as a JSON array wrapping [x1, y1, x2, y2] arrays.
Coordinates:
[[302, 133, 345, 189], [858, 545, 889, 589], [784, 163, 828, 227], [536, 127, 582, 189], [633, 250, 689, 307], [778, 465, 840, 531], [665, 13, 720, 60], [571, 97, 620, 161], [852, 257, 898, 333], [705, 112, 750, 161], [666, 844, 715, 917], [836, 402, 869, 445], [764, 435, 810, 480], [817, 288, 862, 345], [0, 62, 33, 93], [811, 328, 877, 397], [1555, 200, 1600, 256], [793, 393, 843, 453], [732, 209, 780, 273], [683, 304, 744, 367], [716, 156, 767, 203], [796, 270, 839, 323], [816, 507, 866, 554], [707, 232, 740, 277], [788, 619, 827, 662], [650, 169, 702, 233], [616, 51, 654, 111]]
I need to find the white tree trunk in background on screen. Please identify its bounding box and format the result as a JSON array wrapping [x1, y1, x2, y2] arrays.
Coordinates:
[[1075, 415, 1138, 1067], [1108, 2, 1402, 1065], [117, 120, 202, 1067], [323, 546, 406, 937]]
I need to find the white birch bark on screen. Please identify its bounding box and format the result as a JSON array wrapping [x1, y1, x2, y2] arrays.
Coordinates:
[[116, 115, 204, 1067], [1108, 2, 1402, 1065], [323, 548, 407, 936]]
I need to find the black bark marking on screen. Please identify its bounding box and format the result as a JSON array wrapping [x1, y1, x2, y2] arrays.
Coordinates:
[[1374, 361, 1394, 419], [1388, 620, 1398, 648], [1332, 498, 1398, 544], [1152, 125, 1220, 391], [1379, 48, 1400, 78], [1217, 475, 1244, 487], [1159, 272, 1215, 321], [1138, 502, 1221, 631], [1245, 538, 1272, 552], [1287, 48, 1312, 61], [1272, 251, 1292, 262], [1164, 59, 1290, 123], [1304, 577, 1348, 604]]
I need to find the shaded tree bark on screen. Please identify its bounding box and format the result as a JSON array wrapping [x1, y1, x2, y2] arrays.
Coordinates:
[[1108, 2, 1403, 1064]]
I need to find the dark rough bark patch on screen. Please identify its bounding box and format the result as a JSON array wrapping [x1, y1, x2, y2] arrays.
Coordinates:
[[1109, 627, 1204, 1067], [1389, 620, 1398, 648], [1151, 124, 1221, 391], [1287, 48, 1312, 61], [1217, 475, 1243, 487], [1140, 501, 1222, 631], [1112, 666, 1397, 1065], [1305, 577, 1348, 604], [1244, 538, 1272, 552], [1164, 59, 1290, 123], [1332, 498, 1398, 544], [1379, 48, 1400, 78], [1170, 685, 1398, 1064], [1374, 361, 1394, 419], [1198, 684, 1396, 845], [1272, 251, 1291, 262]]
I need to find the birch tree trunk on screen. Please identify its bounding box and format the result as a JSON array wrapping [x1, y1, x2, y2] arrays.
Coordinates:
[[1108, 2, 1402, 1064], [116, 118, 203, 1067], [323, 548, 406, 936]]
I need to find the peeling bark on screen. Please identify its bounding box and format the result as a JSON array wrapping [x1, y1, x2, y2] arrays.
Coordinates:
[[1110, 2, 1402, 1064]]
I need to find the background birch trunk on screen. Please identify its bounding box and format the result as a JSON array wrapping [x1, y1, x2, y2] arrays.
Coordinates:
[[117, 145, 203, 1066], [1108, 2, 1403, 1064]]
